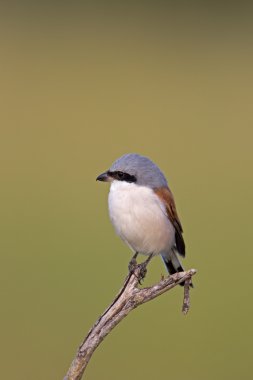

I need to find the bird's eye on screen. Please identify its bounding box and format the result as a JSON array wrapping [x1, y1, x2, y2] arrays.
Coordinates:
[[117, 171, 124, 179]]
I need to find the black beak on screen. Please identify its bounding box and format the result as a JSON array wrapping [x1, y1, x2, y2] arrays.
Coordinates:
[[96, 171, 110, 182]]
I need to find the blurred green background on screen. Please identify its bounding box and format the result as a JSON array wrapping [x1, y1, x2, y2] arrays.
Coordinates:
[[1, 2, 252, 379]]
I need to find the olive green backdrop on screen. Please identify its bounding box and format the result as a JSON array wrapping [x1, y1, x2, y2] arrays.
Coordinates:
[[1, 2, 252, 380]]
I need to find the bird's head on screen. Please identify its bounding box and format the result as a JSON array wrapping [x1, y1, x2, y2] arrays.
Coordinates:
[[96, 153, 167, 188]]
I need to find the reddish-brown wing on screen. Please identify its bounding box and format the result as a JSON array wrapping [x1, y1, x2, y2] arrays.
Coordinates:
[[154, 187, 185, 257]]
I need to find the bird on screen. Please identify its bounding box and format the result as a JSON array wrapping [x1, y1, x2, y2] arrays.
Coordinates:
[[96, 153, 189, 285]]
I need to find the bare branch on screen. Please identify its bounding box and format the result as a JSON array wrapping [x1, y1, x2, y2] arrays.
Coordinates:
[[182, 278, 191, 314], [63, 266, 196, 380]]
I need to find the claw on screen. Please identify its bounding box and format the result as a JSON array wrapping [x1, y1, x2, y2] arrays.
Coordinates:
[[128, 252, 139, 274], [128, 258, 138, 274], [128, 253, 153, 284], [137, 263, 147, 284]]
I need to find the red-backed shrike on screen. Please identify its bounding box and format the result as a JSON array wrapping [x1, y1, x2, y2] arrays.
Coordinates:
[[97, 153, 190, 284]]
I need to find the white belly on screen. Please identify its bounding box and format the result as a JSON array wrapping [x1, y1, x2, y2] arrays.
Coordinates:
[[108, 181, 175, 255]]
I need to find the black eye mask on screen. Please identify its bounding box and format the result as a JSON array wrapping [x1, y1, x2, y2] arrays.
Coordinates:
[[107, 171, 137, 183]]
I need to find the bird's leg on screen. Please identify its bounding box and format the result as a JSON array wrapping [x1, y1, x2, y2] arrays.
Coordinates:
[[128, 252, 139, 273], [137, 253, 154, 283]]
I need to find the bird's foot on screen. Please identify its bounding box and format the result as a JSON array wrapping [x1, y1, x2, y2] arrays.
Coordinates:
[[128, 259, 137, 274], [128, 262, 147, 284], [129, 253, 153, 285], [136, 262, 148, 284], [128, 252, 139, 273]]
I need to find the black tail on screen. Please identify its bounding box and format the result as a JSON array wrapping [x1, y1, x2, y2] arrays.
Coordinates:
[[161, 250, 193, 287]]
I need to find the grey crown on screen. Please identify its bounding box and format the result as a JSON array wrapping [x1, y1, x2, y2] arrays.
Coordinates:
[[109, 153, 168, 188]]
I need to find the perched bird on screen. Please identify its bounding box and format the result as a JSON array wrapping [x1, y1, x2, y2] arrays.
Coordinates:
[[96, 153, 189, 284]]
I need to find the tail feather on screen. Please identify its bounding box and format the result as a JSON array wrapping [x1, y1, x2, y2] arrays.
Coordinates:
[[161, 250, 193, 287]]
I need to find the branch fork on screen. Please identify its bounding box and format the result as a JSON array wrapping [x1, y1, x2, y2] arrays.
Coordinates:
[[64, 264, 196, 380]]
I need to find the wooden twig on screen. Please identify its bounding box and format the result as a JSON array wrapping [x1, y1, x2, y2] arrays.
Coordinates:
[[182, 278, 191, 314], [63, 266, 196, 380]]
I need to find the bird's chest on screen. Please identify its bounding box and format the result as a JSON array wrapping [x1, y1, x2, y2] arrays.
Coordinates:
[[108, 182, 174, 254], [109, 182, 152, 226]]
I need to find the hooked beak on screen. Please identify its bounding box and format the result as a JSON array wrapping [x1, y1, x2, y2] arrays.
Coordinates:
[[96, 171, 111, 182]]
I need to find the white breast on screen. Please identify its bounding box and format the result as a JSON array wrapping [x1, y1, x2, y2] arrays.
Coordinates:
[[108, 181, 175, 255]]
